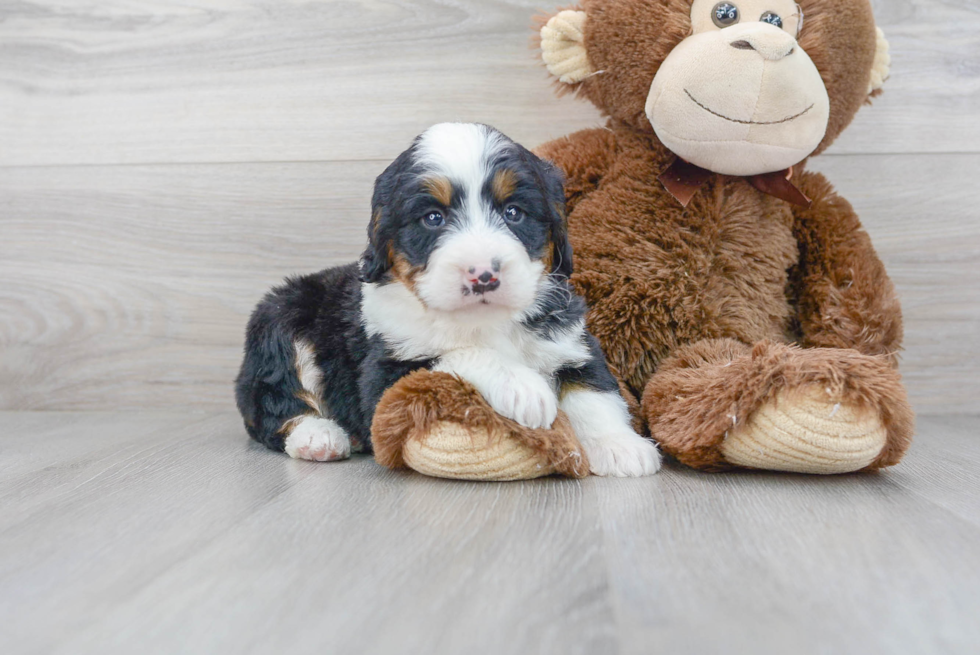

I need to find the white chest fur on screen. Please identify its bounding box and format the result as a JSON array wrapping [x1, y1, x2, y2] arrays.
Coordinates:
[[360, 281, 590, 377], [361, 279, 660, 474]]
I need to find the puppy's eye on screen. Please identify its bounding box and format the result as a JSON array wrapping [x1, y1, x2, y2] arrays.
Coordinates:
[[760, 11, 782, 28], [503, 205, 525, 224], [421, 211, 444, 229], [711, 2, 739, 28]]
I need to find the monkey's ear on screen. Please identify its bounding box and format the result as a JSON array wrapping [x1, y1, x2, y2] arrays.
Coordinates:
[[868, 27, 891, 95], [540, 10, 593, 86]]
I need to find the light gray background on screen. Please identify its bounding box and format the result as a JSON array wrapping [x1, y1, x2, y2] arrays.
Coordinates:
[[1, 0, 977, 413], [1, 1, 978, 653]]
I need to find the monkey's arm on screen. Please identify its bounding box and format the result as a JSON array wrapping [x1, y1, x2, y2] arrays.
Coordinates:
[[789, 170, 903, 361], [534, 128, 618, 214]]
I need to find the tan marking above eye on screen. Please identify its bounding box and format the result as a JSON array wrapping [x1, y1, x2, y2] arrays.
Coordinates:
[[423, 177, 453, 206], [492, 169, 518, 203]]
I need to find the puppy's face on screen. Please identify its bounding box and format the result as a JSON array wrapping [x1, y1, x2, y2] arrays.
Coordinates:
[[361, 123, 571, 319]]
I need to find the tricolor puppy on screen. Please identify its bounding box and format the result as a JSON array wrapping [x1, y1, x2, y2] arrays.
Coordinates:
[[235, 123, 661, 477]]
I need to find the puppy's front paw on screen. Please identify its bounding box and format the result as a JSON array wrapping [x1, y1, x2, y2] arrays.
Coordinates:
[[582, 431, 661, 477], [486, 369, 558, 430], [283, 416, 351, 462]]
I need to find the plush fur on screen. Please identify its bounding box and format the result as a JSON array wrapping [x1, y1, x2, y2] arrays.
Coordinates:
[[236, 123, 661, 476], [533, 0, 913, 472], [544, 0, 879, 154], [642, 339, 913, 471], [372, 370, 590, 478]]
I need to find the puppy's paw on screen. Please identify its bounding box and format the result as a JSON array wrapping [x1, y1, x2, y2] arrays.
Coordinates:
[[486, 368, 558, 430], [581, 431, 661, 477], [283, 416, 351, 462]]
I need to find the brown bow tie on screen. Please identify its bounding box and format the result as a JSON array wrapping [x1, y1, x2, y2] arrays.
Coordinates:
[[659, 157, 812, 208]]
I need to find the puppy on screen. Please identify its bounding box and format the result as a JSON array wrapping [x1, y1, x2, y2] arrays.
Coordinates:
[[235, 123, 660, 476]]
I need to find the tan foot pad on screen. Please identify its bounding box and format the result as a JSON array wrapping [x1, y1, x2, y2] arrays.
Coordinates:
[[403, 421, 559, 481], [372, 370, 589, 481], [720, 386, 887, 474]]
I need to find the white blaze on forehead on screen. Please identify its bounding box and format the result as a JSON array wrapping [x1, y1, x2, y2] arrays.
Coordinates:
[[414, 123, 507, 186], [407, 123, 538, 317]]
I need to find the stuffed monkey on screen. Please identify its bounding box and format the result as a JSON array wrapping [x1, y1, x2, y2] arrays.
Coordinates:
[[534, 0, 913, 472]]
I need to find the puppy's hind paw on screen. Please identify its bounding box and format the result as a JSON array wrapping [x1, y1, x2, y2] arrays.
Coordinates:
[[582, 432, 662, 477], [283, 416, 351, 462]]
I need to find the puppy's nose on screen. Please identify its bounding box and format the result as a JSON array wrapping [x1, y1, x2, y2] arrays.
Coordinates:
[[465, 264, 501, 296]]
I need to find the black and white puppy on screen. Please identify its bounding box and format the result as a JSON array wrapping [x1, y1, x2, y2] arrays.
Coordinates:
[[235, 123, 660, 476]]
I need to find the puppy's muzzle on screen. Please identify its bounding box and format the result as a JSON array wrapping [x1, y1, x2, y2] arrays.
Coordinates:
[[464, 259, 502, 296]]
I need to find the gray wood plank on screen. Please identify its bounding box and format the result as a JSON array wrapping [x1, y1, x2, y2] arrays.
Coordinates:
[[886, 415, 980, 527], [69, 469, 615, 655], [0, 410, 207, 481], [2, 154, 976, 413], [596, 425, 980, 653], [0, 0, 603, 167], [0, 411, 615, 655], [808, 153, 980, 414], [0, 161, 375, 411], [0, 0, 977, 168], [0, 412, 315, 654], [1, 412, 978, 654]]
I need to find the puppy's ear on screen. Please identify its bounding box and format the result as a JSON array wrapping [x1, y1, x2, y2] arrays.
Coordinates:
[[359, 208, 391, 284], [540, 159, 574, 279], [550, 213, 575, 279], [359, 150, 413, 283]]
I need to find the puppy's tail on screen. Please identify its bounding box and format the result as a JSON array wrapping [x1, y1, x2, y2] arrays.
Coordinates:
[[234, 301, 311, 452]]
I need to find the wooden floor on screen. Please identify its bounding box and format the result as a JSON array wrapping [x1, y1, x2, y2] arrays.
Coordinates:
[[2, 1, 979, 652], [1, 412, 977, 654], [2, 0, 979, 414]]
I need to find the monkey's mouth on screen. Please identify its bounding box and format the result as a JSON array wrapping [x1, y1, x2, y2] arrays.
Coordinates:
[[684, 89, 813, 126]]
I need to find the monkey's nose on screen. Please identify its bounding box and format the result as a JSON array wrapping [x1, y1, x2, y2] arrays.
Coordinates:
[[729, 27, 796, 61]]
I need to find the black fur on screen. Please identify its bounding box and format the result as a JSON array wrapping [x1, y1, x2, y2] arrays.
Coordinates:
[[524, 281, 619, 394], [236, 125, 624, 456], [557, 333, 621, 395], [360, 148, 418, 283], [361, 126, 572, 284], [482, 142, 574, 279], [235, 264, 432, 453], [523, 282, 587, 337]]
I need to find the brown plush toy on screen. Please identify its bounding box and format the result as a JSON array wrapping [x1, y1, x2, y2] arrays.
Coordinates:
[[372, 371, 591, 481], [532, 0, 914, 473], [373, 0, 914, 479]]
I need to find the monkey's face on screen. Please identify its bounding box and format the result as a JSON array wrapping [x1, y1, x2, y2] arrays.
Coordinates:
[[645, 0, 830, 176], [540, 0, 888, 175]]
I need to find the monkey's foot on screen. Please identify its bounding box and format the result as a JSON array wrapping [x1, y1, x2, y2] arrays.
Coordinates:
[[720, 385, 888, 474]]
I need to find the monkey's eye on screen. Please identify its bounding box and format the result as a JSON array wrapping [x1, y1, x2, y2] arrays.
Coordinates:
[[503, 205, 525, 224], [760, 11, 783, 28], [711, 2, 740, 28], [421, 211, 444, 228]]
